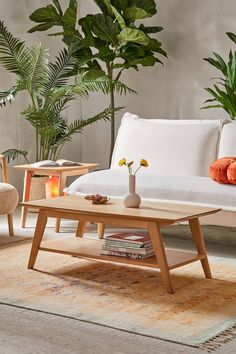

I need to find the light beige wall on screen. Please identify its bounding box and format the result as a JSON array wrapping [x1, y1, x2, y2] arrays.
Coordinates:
[[80, 0, 236, 169], [0, 0, 82, 192], [0, 0, 236, 193]]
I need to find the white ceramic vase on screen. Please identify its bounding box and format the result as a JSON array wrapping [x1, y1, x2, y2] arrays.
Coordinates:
[[123, 174, 141, 208]]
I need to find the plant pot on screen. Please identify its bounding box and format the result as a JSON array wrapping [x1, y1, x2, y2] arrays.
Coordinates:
[[123, 174, 141, 208], [28, 176, 48, 212]]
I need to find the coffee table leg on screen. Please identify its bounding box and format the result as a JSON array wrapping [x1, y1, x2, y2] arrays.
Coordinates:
[[76, 221, 86, 237], [28, 209, 48, 269], [189, 218, 212, 279], [98, 223, 105, 239], [148, 222, 173, 294]]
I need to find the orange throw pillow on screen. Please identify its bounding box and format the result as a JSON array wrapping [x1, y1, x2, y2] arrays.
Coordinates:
[[209, 157, 236, 184], [227, 161, 236, 184]]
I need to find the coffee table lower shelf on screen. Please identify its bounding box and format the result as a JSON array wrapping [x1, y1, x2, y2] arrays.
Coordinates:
[[39, 238, 205, 270]]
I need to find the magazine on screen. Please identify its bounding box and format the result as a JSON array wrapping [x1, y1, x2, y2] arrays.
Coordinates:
[[105, 233, 151, 245], [31, 159, 82, 167], [101, 250, 155, 259]]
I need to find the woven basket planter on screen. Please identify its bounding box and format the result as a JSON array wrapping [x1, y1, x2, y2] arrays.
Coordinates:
[[28, 176, 48, 212]]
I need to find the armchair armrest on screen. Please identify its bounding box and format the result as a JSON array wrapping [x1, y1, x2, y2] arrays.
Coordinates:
[[0, 154, 8, 183]]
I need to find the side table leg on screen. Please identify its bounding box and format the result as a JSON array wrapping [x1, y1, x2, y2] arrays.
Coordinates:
[[148, 222, 173, 294], [21, 170, 32, 228], [76, 221, 86, 237], [28, 209, 48, 269], [55, 173, 66, 233], [98, 223, 105, 239], [189, 218, 212, 279]]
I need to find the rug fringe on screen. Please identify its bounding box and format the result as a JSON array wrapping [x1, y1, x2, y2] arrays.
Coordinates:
[[199, 324, 236, 352]]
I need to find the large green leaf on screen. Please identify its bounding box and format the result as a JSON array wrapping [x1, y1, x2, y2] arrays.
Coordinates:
[[124, 7, 149, 21], [91, 14, 119, 45], [63, 0, 77, 29], [29, 4, 62, 27], [131, 0, 157, 15], [117, 28, 149, 46]]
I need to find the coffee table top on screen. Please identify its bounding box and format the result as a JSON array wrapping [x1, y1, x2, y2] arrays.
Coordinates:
[[22, 196, 220, 223]]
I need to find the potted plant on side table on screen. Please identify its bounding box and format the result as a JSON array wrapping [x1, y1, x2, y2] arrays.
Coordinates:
[[0, 21, 123, 200]]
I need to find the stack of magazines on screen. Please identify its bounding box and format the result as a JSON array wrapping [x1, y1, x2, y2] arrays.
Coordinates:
[[101, 232, 155, 259]]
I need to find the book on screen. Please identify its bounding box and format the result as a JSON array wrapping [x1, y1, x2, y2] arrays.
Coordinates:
[[101, 250, 155, 259], [105, 233, 151, 245], [102, 245, 154, 256], [31, 159, 82, 167], [104, 240, 152, 249]]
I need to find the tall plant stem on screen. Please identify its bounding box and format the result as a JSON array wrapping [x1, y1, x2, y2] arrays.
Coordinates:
[[107, 63, 115, 165]]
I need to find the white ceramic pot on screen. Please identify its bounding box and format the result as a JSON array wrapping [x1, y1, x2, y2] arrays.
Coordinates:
[[123, 174, 141, 208]]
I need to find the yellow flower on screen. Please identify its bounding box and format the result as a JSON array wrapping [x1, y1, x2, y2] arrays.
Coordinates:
[[119, 158, 126, 166], [140, 159, 148, 167]]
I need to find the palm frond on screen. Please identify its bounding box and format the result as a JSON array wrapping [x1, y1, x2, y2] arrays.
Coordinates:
[[0, 86, 17, 107], [2, 148, 29, 163], [42, 48, 77, 97], [58, 106, 120, 145], [78, 69, 137, 95], [27, 43, 49, 94], [0, 21, 31, 78]]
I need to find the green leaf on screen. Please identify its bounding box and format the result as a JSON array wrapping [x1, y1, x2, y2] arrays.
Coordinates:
[[0, 86, 17, 107], [98, 46, 116, 62], [226, 32, 236, 44], [124, 7, 149, 21], [63, 0, 77, 29], [52, 0, 63, 16], [117, 28, 149, 46], [0, 21, 31, 77], [91, 14, 118, 45], [131, 0, 157, 15], [139, 24, 163, 33], [110, 5, 126, 29], [29, 5, 62, 24], [28, 22, 54, 33], [2, 149, 29, 164]]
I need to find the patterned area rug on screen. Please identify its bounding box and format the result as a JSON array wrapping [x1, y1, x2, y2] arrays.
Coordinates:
[[0, 240, 236, 347]]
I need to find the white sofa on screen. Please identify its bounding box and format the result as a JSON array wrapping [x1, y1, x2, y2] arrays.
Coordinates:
[[65, 113, 236, 226]]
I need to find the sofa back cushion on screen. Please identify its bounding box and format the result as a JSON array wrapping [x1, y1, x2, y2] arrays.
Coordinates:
[[111, 113, 225, 177], [218, 121, 236, 157]]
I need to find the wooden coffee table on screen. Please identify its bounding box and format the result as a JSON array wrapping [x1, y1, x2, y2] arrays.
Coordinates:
[[22, 196, 220, 294]]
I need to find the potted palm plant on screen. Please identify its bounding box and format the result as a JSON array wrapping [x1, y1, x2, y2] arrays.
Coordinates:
[[202, 32, 236, 118], [0, 21, 119, 163], [0, 21, 123, 200]]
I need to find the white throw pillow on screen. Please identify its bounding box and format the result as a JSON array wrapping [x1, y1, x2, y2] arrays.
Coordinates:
[[111, 112, 227, 177], [218, 120, 236, 157]]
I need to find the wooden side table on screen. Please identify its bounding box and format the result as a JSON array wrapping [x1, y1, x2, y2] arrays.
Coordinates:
[[14, 163, 98, 232]]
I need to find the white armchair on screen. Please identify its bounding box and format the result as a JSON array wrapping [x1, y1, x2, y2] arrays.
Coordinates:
[[0, 155, 19, 236]]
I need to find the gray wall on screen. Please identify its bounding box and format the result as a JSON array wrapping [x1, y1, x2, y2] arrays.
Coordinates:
[[0, 0, 235, 195]]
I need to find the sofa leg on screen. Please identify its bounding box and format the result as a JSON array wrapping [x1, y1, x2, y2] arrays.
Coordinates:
[[7, 213, 14, 236], [98, 223, 105, 239]]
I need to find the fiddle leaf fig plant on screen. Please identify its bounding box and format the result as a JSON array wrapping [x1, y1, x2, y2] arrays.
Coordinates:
[[202, 32, 236, 118], [0, 20, 123, 163], [29, 0, 167, 163]]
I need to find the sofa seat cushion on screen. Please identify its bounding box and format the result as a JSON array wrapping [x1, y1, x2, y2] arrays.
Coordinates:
[[65, 170, 236, 210]]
